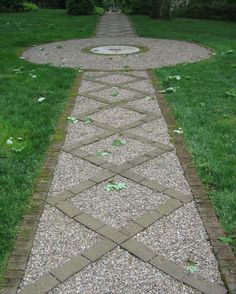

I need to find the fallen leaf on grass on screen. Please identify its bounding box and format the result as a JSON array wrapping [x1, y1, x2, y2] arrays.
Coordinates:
[[173, 128, 183, 134], [13, 67, 24, 74], [6, 138, 13, 145], [166, 75, 181, 82], [29, 73, 37, 78], [105, 182, 128, 191], [158, 87, 177, 94], [225, 90, 236, 98], [38, 97, 46, 103]]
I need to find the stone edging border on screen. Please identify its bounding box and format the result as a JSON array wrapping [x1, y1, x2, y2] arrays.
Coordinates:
[[0, 74, 83, 294], [148, 69, 236, 294]]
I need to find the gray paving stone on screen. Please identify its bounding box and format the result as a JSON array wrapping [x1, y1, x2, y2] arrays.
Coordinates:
[[55, 201, 82, 218], [82, 239, 116, 262], [121, 239, 156, 262], [97, 225, 129, 244], [91, 170, 115, 183], [51, 255, 90, 282], [75, 212, 105, 231], [164, 188, 193, 203], [119, 170, 145, 182], [157, 198, 182, 216], [140, 179, 167, 192], [46, 191, 74, 205], [19, 273, 59, 293], [134, 210, 163, 228], [183, 275, 227, 294], [150, 255, 188, 281], [119, 222, 143, 238], [68, 180, 96, 195], [70, 148, 90, 158]]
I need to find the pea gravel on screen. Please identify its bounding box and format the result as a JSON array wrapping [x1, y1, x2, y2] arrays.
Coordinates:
[[22, 37, 211, 70], [71, 96, 105, 116], [48, 151, 102, 195], [127, 97, 162, 115], [130, 118, 173, 145], [131, 151, 191, 194], [89, 86, 138, 102], [64, 122, 102, 146], [70, 176, 169, 229], [90, 106, 145, 128], [19, 205, 100, 289], [127, 79, 155, 94], [135, 202, 222, 284], [49, 248, 197, 294], [79, 80, 106, 93], [94, 72, 138, 84], [81, 134, 154, 165]]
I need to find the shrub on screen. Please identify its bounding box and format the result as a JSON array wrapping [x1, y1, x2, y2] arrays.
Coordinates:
[[175, 0, 236, 21], [121, 0, 152, 15], [95, 6, 105, 15], [94, 0, 105, 7], [67, 0, 95, 15], [0, 0, 24, 12], [23, 2, 39, 11]]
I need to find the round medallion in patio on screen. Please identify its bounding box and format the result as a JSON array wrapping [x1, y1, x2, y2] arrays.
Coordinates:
[[91, 45, 140, 55]]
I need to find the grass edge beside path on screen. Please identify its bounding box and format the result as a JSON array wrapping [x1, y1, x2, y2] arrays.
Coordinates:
[[0, 9, 99, 277], [130, 16, 236, 252]]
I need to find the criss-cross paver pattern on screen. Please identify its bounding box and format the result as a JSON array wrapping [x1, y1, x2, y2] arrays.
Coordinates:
[[17, 70, 226, 294], [5, 13, 228, 294]]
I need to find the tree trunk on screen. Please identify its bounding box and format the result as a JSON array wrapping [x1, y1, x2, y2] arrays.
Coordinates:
[[161, 0, 171, 19], [150, 0, 162, 18]]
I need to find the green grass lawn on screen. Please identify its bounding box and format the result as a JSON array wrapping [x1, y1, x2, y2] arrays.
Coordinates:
[[0, 9, 99, 275], [130, 16, 236, 250]]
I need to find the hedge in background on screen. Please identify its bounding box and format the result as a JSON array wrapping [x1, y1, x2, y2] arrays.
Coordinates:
[[0, 0, 23, 12], [121, 0, 152, 15], [67, 0, 95, 15], [176, 0, 236, 21]]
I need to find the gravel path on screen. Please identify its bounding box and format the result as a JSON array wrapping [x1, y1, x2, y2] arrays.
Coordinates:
[[16, 13, 226, 294]]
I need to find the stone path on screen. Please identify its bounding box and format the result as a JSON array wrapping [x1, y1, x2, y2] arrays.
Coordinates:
[[8, 13, 230, 294]]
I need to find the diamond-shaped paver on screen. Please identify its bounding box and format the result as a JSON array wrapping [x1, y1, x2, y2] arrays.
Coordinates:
[[89, 87, 138, 102], [131, 151, 191, 195], [135, 202, 223, 284], [19, 205, 100, 289], [94, 73, 138, 85], [90, 106, 145, 128], [71, 96, 105, 116], [70, 176, 169, 229], [49, 248, 197, 294], [81, 134, 154, 165]]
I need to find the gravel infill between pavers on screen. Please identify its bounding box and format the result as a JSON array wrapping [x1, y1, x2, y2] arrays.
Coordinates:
[[94, 73, 138, 84], [90, 106, 145, 128], [81, 134, 154, 165], [48, 151, 102, 196], [130, 118, 173, 146], [127, 97, 163, 115], [131, 151, 191, 194], [79, 80, 106, 93], [19, 205, 100, 290], [70, 176, 169, 229], [49, 248, 197, 294], [126, 79, 155, 94], [71, 96, 105, 116], [135, 202, 222, 285], [90, 86, 138, 102], [22, 37, 211, 70], [64, 122, 102, 146]]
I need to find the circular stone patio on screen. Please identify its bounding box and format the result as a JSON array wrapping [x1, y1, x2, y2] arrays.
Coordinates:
[[22, 37, 211, 70]]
